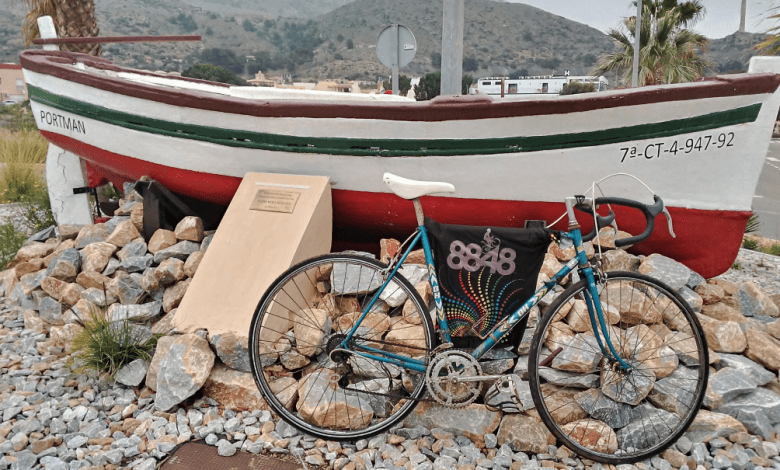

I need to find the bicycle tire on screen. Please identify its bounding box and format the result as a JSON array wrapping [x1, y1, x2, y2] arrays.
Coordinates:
[[528, 271, 708, 464], [248, 253, 436, 441]]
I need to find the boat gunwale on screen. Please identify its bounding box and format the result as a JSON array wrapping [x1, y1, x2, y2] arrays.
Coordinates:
[[20, 50, 780, 122]]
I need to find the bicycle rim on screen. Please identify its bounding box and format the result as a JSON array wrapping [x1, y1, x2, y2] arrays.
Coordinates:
[[248, 254, 435, 441], [529, 272, 708, 464]]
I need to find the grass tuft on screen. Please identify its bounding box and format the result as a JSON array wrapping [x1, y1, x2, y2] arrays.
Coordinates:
[[0, 221, 28, 270], [69, 305, 161, 382], [0, 129, 48, 204]]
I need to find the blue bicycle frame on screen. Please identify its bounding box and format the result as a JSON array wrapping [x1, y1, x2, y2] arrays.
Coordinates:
[[339, 197, 631, 373]]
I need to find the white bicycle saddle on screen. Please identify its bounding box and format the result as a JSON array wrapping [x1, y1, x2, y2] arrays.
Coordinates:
[[383, 172, 456, 200]]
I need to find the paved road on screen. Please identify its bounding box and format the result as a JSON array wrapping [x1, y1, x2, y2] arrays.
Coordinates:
[[753, 140, 780, 240]]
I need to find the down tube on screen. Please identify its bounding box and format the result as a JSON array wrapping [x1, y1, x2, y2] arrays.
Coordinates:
[[471, 258, 580, 359]]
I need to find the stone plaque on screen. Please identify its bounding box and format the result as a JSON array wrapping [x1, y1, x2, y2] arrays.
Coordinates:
[[250, 189, 301, 213]]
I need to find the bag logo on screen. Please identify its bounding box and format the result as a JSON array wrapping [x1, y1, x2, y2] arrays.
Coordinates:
[[446, 228, 516, 275]]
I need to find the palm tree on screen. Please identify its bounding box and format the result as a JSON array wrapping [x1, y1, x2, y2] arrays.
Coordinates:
[[757, 4, 780, 55], [22, 0, 101, 56], [593, 1, 710, 86]]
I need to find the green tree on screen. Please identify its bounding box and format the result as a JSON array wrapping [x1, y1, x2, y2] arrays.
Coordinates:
[[200, 48, 244, 74], [182, 64, 246, 85], [414, 73, 474, 100], [382, 75, 412, 95], [593, 1, 710, 86], [346, 38, 354, 49], [242, 19, 256, 32], [431, 52, 441, 67]]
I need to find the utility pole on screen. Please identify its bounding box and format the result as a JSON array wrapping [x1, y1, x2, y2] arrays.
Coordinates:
[[739, 0, 747, 32], [631, 1, 641, 87], [441, 0, 465, 95]]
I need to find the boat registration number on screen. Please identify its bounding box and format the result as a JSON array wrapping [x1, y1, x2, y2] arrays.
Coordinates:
[[620, 132, 735, 163]]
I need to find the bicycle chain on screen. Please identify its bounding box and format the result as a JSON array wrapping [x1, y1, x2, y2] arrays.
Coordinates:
[[336, 336, 493, 408]]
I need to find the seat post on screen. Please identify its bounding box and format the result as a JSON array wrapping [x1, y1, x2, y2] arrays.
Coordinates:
[[413, 198, 425, 226]]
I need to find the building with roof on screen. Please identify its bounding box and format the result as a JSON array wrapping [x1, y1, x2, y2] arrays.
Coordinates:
[[0, 64, 28, 102]]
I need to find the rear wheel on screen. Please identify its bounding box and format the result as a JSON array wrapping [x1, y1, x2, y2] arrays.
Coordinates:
[[248, 254, 436, 441], [529, 272, 708, 464]]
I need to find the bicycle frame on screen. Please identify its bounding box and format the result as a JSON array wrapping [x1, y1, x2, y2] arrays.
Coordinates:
[[340, 204, 631, 373]]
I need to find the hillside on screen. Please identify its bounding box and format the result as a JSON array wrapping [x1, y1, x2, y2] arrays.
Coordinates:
[[0, 0, 770, 83]]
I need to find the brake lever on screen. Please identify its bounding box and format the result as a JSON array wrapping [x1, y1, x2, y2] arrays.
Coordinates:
[[662, 207, 676, 238]]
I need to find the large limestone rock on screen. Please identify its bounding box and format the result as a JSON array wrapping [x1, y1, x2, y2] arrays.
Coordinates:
[[600, 249, 641, 272], [726, 281, 780, 318], [406, 402, 502, 447], [184, 251, 204, 278], [106, 220, 141, 248], [49, 324, 84, 353], [700, 303, 747, 323], [174, 216, 205, 242], [116, 239, 147, 261], [154, 258, 186, 287], [13, 242, 57, 264], [698, 316, 746, 353], [561, 419, 618, 454], [45, 248, 82, 282], [685, 410, 747, 443], [76, 271, 110, 291], [155, 334, 216, 410], [146, 335, 177, 391], [296, 370, 373, 430], [148, 229, 178, 254], [153, 241, 200, 265], [384, 320, 427, 354], [293, 308, 331, 357], [106, 301, 163, 323], [209, 332, 251, 373], [638, 254, 696, 291], [80, 242, 117, 273], [115, 359, 150, 387], [163, 279, 191, 313], [745, 329, 780, 371], [74, 224, 109, 249], [602, 281, 662, 325], [202, 363, 268, 411], [496, 413, 553, 453]]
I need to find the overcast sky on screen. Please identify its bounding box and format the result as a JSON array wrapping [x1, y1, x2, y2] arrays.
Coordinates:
[[508, 0, 776, 39]]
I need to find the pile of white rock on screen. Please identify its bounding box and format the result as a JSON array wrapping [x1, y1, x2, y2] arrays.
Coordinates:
[[2, 196, 780, 470]]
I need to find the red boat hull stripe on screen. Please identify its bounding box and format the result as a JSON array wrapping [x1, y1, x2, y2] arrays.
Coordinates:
[[42, 130, 747, 279]]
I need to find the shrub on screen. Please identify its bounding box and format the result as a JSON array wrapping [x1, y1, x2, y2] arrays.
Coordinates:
[[182, 64, 247, 85], [70, 306, 161, 381], [560, 82, 596, 95], [0, 222, 27, 270], [745, 213, 760, 234], [742, 237, 759, 250]]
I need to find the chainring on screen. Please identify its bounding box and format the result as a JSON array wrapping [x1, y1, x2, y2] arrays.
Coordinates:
[[425, 350, 483, 408]]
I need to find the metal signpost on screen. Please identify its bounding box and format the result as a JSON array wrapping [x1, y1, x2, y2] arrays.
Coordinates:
[[632, 1, 641, 87], [376, 24, 417, 95], [441, 0, 465, 96]]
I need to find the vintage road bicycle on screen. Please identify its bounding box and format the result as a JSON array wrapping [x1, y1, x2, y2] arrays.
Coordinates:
[[248, 173, 708, 464]]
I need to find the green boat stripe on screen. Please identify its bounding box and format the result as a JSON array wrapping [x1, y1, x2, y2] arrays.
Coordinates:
[[28, 85, 762, 157]]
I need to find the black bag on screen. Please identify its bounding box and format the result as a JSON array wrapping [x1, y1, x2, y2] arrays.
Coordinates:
[[424, 218, 552, 351]]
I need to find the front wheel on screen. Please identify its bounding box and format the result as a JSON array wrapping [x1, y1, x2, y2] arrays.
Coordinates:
[[248, 254, 436, 441], [529, 272, 708, 464]]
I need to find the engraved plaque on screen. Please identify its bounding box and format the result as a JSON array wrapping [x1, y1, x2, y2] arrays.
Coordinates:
[[250, 189, 301, 213]]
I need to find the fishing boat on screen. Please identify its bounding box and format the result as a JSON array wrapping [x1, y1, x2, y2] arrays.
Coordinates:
[[19, 49, 780, 278]]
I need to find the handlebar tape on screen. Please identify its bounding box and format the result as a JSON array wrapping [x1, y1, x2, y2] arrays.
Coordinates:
[[576, 195, 664, 246]]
